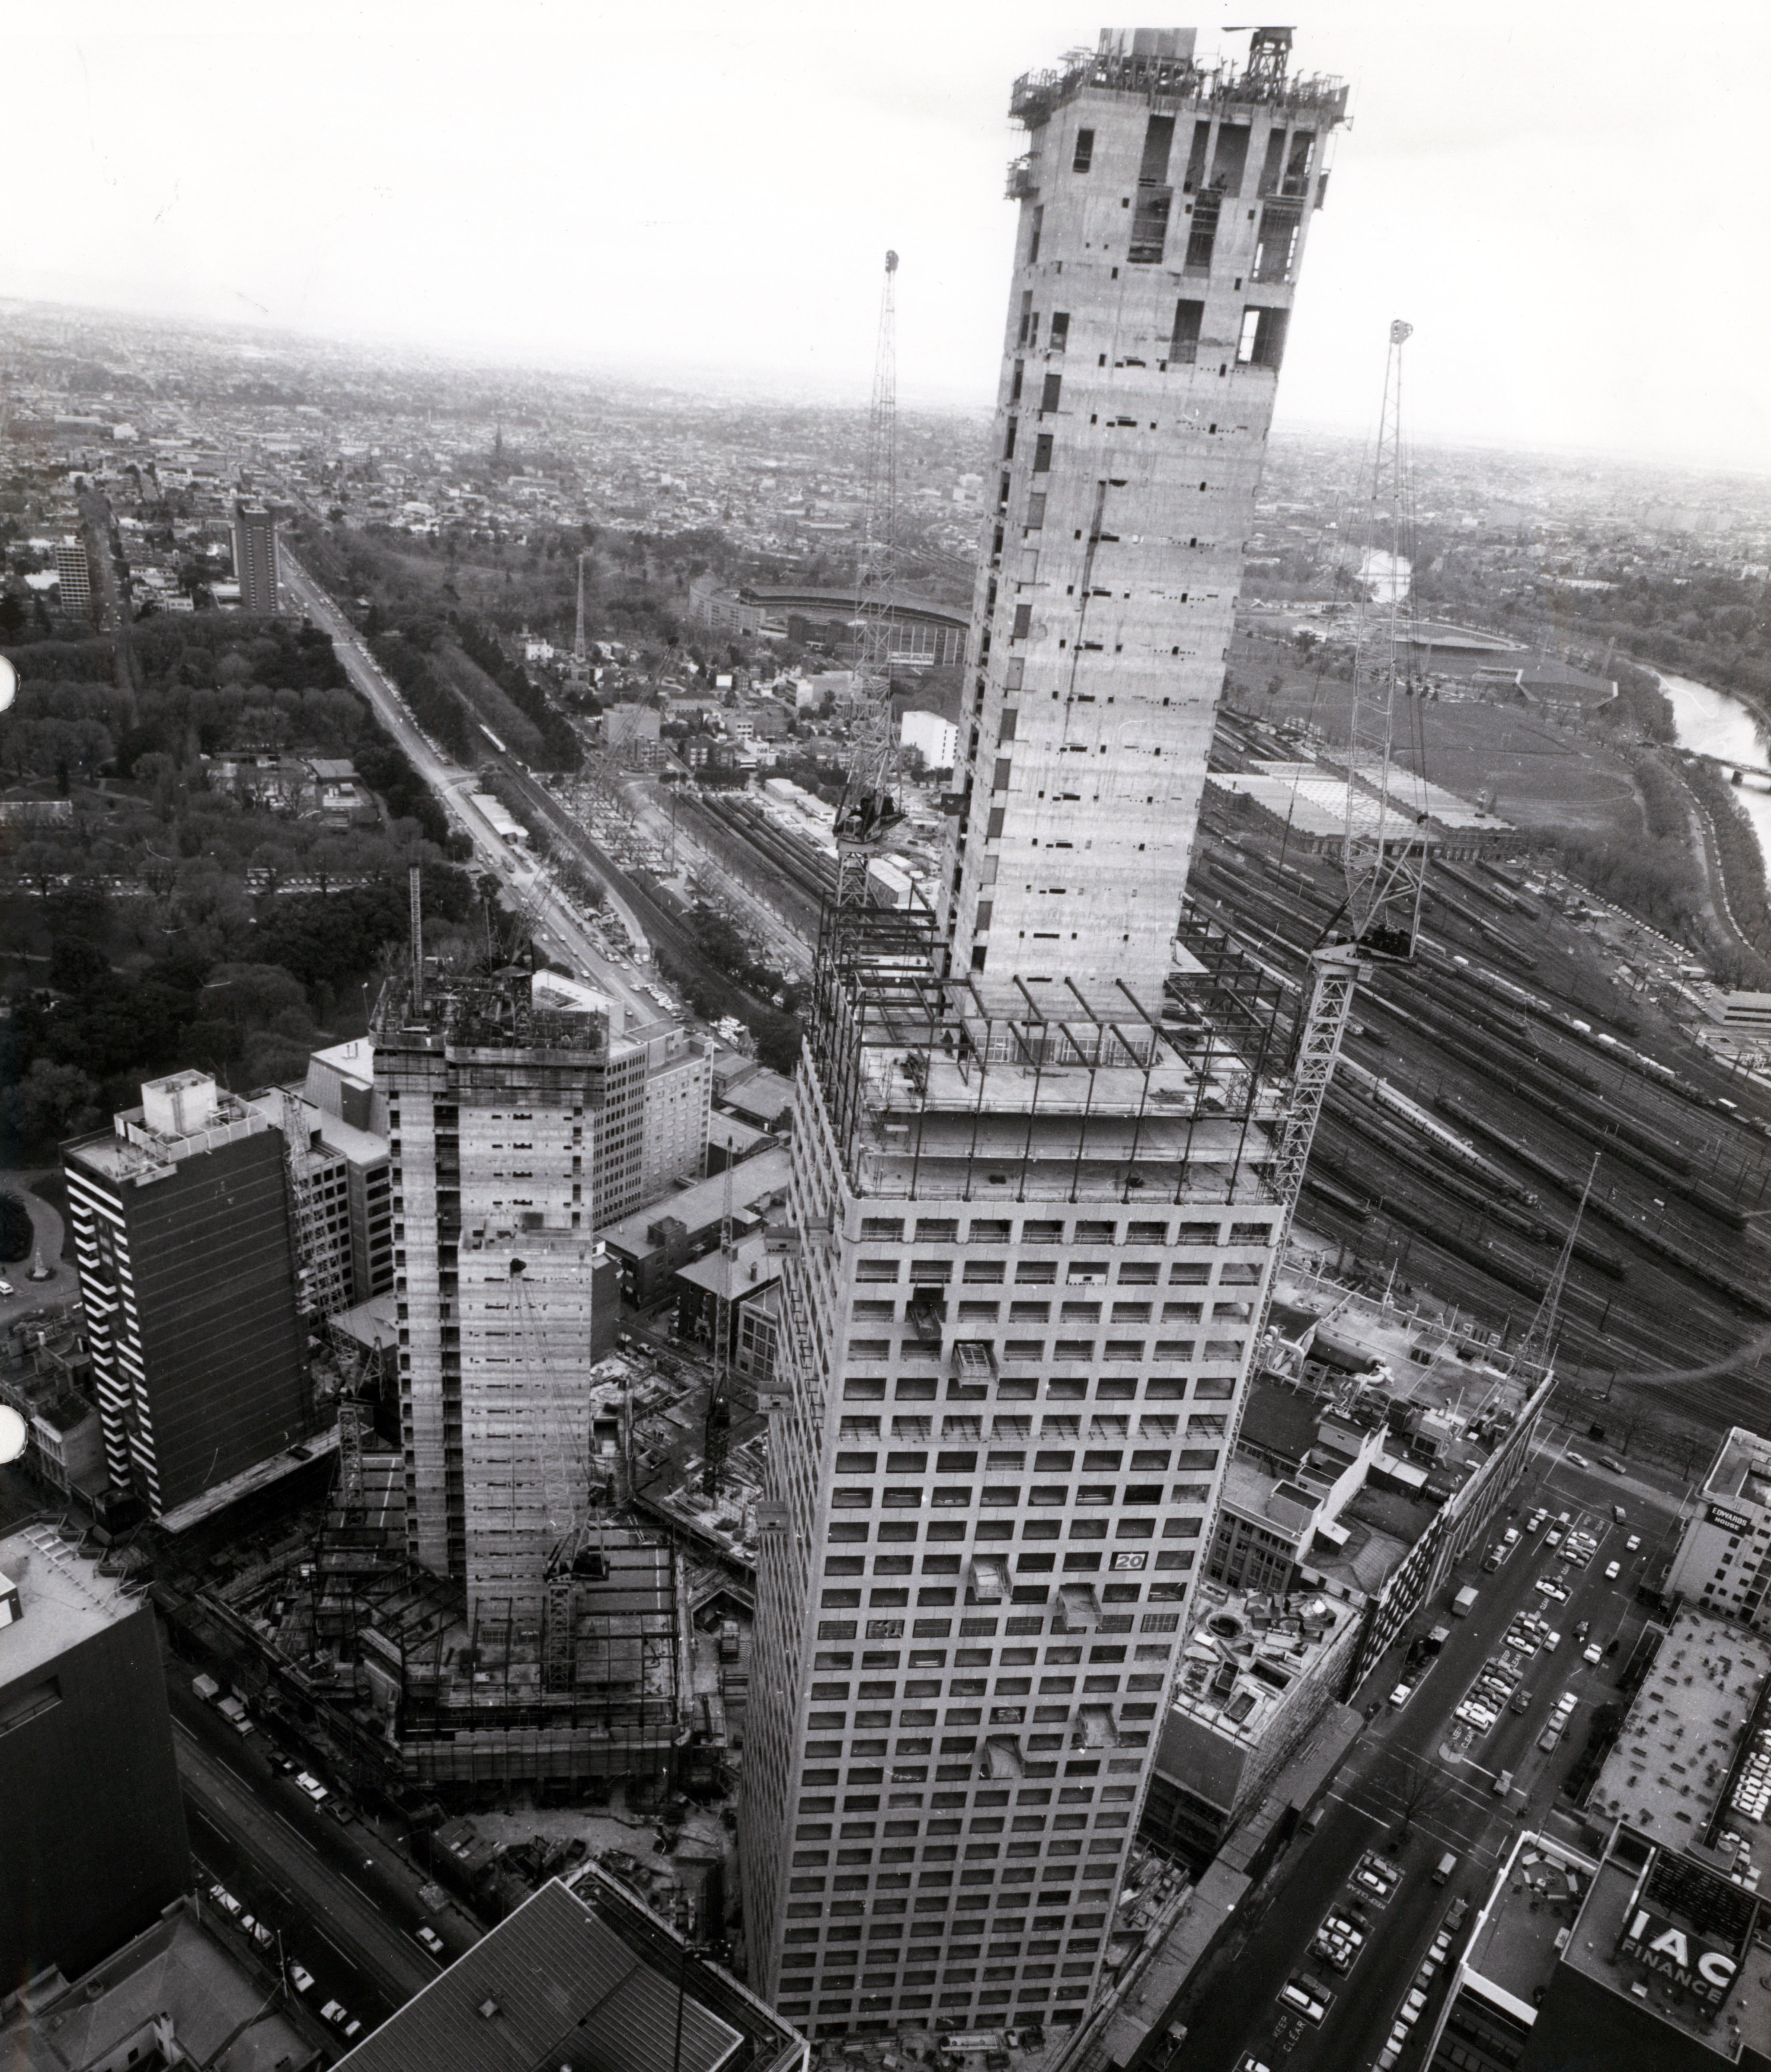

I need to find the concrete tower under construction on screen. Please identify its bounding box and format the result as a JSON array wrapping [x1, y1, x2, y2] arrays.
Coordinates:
[[738, 28, 1347, 2044], [377, 969, 607, 1617]]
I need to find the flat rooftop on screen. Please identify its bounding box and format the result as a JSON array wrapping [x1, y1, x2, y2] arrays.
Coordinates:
[[1168, 1580, 1357, 1752], [599, 1146, 793, 1255], [1589, 1608, 1771, 1844], [0, 1523, 141, 1683], [1707, 1427, 1771, 1515], [1460, 1831, 1598, 2026], [1562, 1840, 1771, 2063]]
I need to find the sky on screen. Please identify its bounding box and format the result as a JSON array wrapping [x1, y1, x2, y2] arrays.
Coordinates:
[[11, 0, 1771, 469]]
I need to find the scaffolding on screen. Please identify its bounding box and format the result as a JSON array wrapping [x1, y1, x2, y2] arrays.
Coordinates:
[[397, 1532, 685, 1788], [807, 893, 1291, 1207]]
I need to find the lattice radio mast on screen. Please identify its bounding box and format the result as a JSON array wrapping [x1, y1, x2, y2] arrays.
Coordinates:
[[831, 251, 903, 912]]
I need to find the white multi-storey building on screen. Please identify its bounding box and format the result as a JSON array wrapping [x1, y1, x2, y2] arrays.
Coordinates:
[[738, 26, 1347, 2045]]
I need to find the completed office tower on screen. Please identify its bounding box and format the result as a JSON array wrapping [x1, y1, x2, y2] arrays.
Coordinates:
[[377, 969, 608, 1616], [739, 28, 1346, 2041], [231, 500, 280, 613], [63, 1071, 309, 1520]]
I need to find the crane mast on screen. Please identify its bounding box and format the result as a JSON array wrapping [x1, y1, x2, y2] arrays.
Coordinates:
[[1271, 320, 1429, 1213], [832, 250, 903, 910], [702, 1142, 736, 1499]]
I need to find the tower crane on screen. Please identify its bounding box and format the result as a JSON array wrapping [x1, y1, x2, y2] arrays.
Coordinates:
[[702, 1141, 736, 1499], [1270, 321, 1431, 1214], [831, 251, 904, 912]]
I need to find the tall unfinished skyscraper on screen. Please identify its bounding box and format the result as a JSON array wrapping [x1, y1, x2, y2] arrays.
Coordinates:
[[738, 28, 1346, 2044], [377, 970, 607, 1616]]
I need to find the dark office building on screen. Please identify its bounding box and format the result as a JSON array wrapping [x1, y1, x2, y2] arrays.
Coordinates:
[[0, 1521, 192, 1986], [64, 1071, 308, 1521], [231, 500, 280, 613]]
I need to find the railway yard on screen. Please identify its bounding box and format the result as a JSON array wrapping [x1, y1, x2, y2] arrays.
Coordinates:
[[635, 705, 1771, 1453]]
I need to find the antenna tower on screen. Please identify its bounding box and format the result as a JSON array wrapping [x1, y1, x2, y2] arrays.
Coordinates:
[[570, 552, 590, 684], [831, 251, 903, 911]]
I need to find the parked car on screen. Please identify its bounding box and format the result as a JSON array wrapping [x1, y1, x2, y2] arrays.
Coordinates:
[[416, 1925, 446, 1955], [210, 1886, 242, 1919], [1583, 1643, 1603, 1665], [289, 1965, 315, 1994], [1602, 1456, 1626, 1474], [1389, 1683, 1414, 1709], [1626, 1534, 1642, 1552], [1606, 1560, 1622, 1581], [1538, 1724, 1563, 1754], [294, 1772, 329, 1804]]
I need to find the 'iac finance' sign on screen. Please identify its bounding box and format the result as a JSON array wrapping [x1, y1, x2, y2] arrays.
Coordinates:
[[1616, 1910, 1739, 2007]]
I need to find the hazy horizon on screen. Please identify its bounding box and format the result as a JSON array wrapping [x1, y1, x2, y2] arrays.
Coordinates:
[[13, 1, 1771, 473]]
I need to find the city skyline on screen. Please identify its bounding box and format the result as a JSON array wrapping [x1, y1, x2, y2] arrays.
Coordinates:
[[13, 1, 1771, 469]]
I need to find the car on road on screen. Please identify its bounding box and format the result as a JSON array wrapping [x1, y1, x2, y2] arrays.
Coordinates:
[[209, 1885, 242, 1918], [1279, 1978, 1330, 2025], [1235, 2057, 1273, 2072], [1626, 1534, 1642, 1552], [269, 1754, 297, 1776], [294, 1772, 329, 1804], [416, 1925, 446, 1955], [1606, 1559, 1622, 1581], [288, 1965, 315, 1994], [0, 1281, 15, 1298], [1389, 1682, 1414, 1708], [1538, 1723, 1564, 1754], [326, 1798, 354, 1825], [321, 2002, 346, 2026], [1535, 1578, 1569, 1601], [1566, 1450, 1591, 1468], [1526, 1507, 1547, 1533], [1602, 1456, 1626, 1473], [1583, 1643, 1604, 1665]]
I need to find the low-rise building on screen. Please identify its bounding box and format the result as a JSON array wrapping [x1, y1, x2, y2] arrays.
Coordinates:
[[1668, 1427, 1771, 1627], [601, 1146, 793, 1310], [336, 1869, 804, 2072], [1425, 1822, 1771, 2072], [0, 1895, 317, 2072]]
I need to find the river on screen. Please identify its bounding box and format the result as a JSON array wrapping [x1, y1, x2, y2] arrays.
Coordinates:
[[1658, 669, 1771, 876]]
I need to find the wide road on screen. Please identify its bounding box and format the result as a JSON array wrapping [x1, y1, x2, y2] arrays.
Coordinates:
[[279, 552, 658, 1029], [1147, 1438, 1683, 2072], [177, 1724, 441, 2006]]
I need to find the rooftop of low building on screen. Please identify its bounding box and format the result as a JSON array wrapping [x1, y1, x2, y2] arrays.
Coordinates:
[[1589, 1606, 1771, 1849], [0, 1522, 142, 1684]]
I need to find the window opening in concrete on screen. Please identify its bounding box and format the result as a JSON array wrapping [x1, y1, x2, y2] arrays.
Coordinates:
[[1236, 306, 1289, 368], [1072, 129, 1095, 173], [1040, 373, 1063, 413], [1208, 122, 1249, 195], [1184, 194, 1220, 273], [1183, 119, 1211, 193], [1170, 299, 1204, 365], [1049, 312, 1070, 350], [1253, 205, 1301, 283]]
